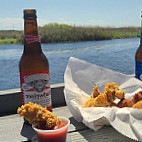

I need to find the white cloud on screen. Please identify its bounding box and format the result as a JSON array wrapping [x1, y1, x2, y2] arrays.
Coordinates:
[[0, 17, 51, 30], [38, 18, 50, 26], [0, 17, 133, 30], [38, 18, 73, 26], [71, 19, 105, 27], [0, 17, 23, 30], [58, 18, 73, 25], [52, 18, 106, 27]]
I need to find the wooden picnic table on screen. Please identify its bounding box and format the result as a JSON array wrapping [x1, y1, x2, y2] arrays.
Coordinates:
[[0, 83, 137, 142]]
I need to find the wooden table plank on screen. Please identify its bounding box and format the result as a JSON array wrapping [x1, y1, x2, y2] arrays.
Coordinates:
[[66, 127, 137, 142], [0, 106, 138, 142]]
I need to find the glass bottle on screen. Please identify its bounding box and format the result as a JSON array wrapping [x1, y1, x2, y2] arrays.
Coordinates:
[[19, 9, 52, 111], [135, 12, 142, 80]]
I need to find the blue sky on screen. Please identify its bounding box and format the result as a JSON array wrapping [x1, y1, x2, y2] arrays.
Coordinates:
[[0, 0, 142, 30]]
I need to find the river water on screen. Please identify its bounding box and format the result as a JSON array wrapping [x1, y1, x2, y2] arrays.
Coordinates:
[[0, 38, 139, 91]]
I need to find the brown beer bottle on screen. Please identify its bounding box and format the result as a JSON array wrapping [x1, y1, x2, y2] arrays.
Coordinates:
[[135, 13, 142, 80], [19, 9, 52, 111]]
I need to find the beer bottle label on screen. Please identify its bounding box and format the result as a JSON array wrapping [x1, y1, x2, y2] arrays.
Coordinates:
[[135, 61, 142, 80], [20, 71, 52, 110], [24, 35, 41, 44]]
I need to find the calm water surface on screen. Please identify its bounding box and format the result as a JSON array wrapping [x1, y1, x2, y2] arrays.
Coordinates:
[[0, 38, 139, 91]]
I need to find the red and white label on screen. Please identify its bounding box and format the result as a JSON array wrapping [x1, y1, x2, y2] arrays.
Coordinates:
[[25, 35, 41, 44], [20, 71, 52, 110]]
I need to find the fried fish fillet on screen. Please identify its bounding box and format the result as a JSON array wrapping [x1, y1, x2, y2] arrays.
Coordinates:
[[17, 102, 61, 129]]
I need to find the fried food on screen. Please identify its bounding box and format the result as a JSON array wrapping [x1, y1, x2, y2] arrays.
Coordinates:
[[93, 94, 111, 107], [104, 83, 118, 103], [104, 82, 125, 103], [115, 89, 125, 99], [84, 98, 96, 107], [83, 82, 142, 109], [104, 82, 119, 91], [132, 91, 142, 103], [117, 98, 134, 108], [84, 94, 110, 107], [91, 86, 101, 98], [17, 102, 61, 129], [105, 88, 115, 103], [84, 82, 125, 108], [132, 100, 142, 109]]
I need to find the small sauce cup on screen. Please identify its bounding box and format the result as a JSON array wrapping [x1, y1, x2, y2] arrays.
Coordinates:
[[32, 116, 70, 142]]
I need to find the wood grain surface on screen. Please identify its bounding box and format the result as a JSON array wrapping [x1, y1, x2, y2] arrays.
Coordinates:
[[0, 106, 137, 142]]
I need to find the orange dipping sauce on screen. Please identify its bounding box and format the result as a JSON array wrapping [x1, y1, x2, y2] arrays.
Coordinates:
[[33, 120, 69, 142]]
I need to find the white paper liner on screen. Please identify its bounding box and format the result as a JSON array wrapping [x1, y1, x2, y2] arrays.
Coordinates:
[[64, 57, 142, 141]]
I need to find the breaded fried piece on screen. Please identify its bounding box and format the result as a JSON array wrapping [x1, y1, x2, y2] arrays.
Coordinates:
[[132, 100, 142, 109], [132, 91, 142, 103], [84, 98, 96, 107], [104, 82, 125, 102], [17, 102, 61, 129], [84, 82, 125, 108], [84, 94, 110, 107], [104, 82, 119, 103], [105, 89, 115, 103], [117, 98, 134, 108], [115, 89, 125, 99], [93, 94, 111, 107], [104, 82, 119, 92], [91, 86, 101, 98]]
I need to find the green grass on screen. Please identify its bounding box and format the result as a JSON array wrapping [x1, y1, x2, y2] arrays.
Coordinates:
[[0, 24, 141, 45], [0, 38, 17, 44], [39, 24, 141, 43], [0, 30, 22, 45]]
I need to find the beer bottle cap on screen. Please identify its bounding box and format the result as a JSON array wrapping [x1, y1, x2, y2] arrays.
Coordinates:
[[24, 9, 37, 19]]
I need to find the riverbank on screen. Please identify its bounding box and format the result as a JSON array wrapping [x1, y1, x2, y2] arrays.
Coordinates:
[[0, 30, 21, 45], [0, 23, 140, 45]]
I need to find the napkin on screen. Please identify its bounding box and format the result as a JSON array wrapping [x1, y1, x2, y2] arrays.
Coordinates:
[[64, 57, 142, 141]]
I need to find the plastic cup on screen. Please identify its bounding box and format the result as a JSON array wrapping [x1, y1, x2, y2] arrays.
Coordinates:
[[32, 116, 70, 142]]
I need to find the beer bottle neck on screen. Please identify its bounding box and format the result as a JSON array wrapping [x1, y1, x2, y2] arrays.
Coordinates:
[[24, 17, 38, 36], [24, 17, 42, 54]]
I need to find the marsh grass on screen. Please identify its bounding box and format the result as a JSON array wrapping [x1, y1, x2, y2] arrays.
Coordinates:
[[0, 24, 140, 44], [0, 38, 17, 44]]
